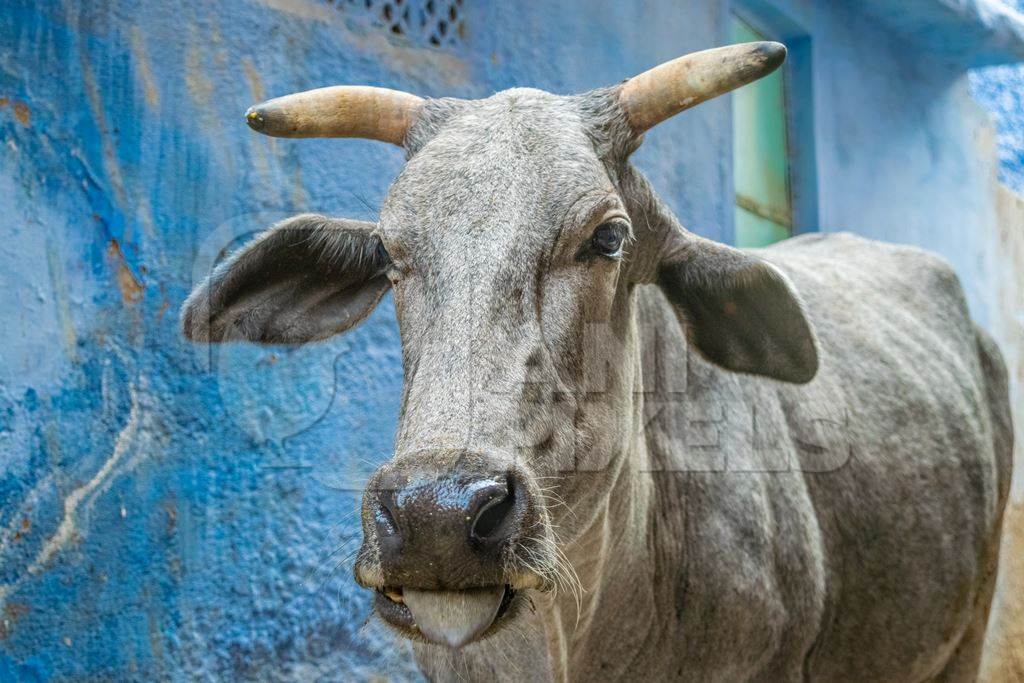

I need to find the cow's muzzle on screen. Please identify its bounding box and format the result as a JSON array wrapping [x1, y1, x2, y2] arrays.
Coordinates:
[[355, 456, 549, 648]]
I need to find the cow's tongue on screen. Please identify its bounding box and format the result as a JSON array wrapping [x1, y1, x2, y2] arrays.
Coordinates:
[[403, 587, 505, 648]]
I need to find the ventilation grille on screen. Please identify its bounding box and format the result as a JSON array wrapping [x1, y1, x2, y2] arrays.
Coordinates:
[[329, 0, 465, 48]]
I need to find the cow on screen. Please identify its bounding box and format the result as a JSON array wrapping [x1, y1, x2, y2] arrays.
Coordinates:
[[181, 43, 1014, 681]]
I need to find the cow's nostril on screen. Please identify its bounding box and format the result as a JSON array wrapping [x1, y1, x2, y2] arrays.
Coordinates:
[[470, 477, 517, 543], [375, 498, 400, 537]]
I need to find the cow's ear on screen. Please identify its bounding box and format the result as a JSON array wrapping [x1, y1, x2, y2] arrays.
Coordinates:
[[656, 228, 818, 383], [182, 214, 390, 344]]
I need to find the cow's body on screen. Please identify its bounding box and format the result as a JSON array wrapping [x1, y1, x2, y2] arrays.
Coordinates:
[[184, 43, 1015, 682], [414, 231, 1013, 681]]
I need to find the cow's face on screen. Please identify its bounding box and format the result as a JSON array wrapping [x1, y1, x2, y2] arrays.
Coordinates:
[[358, 90, 640, 645], [182, 43, 817, 649]]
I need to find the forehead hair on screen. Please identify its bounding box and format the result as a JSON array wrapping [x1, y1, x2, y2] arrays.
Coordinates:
[[380, 88, 630, 247], [405, 88, 635, 166]]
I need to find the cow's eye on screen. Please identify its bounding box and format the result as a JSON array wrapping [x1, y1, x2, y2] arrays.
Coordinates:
[[590, 220, 628, 258]]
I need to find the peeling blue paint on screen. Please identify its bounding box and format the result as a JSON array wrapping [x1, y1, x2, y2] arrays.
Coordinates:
[[1, 0, 1021, 680]]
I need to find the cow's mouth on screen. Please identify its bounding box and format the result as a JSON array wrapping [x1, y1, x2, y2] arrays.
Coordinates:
[[374, 584, 518, 648]]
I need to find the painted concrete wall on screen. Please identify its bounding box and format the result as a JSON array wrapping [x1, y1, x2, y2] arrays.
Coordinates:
[[0, 0, 1021, 680], [971, 0, 1024, 194], [0, 1, 731, 679], [967, 4, 1024, 667], [979, 185, 1024, 680], [970, 0, 1024, 497]]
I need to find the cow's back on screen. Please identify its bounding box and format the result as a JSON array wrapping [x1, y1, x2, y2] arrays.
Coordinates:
[[638, 231, 1012, 681], [762, 232, 1011, 680]]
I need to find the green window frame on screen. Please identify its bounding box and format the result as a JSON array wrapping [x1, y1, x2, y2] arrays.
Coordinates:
[[731, 14, 793, 248]]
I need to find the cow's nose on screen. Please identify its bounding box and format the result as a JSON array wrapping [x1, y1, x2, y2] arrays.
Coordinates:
[[371, 470, 525, 587], [376, 474, 518, 549]]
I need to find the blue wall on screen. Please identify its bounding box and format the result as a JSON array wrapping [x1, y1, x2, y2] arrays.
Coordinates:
[[970, 0, 1024, 193], [0, 1, 731, 679], [1, 0, 1021, 680]]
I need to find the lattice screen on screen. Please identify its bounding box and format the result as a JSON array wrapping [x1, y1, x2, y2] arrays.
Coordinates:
[[327, 0, 465, 48]]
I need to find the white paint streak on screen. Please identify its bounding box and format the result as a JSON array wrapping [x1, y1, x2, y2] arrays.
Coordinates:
[[30, 387, 140, 573], [0, 384, 153, 610]]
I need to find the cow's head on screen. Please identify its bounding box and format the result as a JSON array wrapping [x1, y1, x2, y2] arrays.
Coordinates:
[[182, 43, 817, 649]]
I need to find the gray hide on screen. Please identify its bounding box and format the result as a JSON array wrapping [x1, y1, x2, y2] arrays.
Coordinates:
[[182, 83, 1014, 682]]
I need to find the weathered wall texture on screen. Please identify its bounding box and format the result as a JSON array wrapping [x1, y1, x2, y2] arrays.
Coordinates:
[[970, 0, 1024, 194], [972, 62, 1024, 194], [979, 185, 1024, 681], [0, 0, 1021, 680], [963, 1, 1024, 676], [0, 1, 731, 679]]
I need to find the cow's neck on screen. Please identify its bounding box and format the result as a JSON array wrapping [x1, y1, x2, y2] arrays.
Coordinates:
[[545, 445, 671, 680], [537, 165, 686, 680]]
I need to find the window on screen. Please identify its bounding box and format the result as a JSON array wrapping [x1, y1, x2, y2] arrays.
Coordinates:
[[731, 15, 793, 247]]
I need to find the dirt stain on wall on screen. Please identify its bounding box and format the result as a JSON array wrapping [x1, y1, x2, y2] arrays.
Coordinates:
[[12, 102, 29, 125], [107, 239, 144, 303], [982, 502, 1024, 680], [0, 98, 31, 125], [0, 602, 30, 639]]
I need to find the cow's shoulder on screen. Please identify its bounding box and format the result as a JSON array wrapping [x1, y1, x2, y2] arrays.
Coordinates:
[[762, 231, 965, 306]]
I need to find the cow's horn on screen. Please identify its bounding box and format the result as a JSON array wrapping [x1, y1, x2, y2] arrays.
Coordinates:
[[244, 85, 424, 146], [617, 42, 786, 134]]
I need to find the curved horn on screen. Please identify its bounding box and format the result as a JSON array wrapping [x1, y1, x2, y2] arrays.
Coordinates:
[[617, 42, 786, 134], [245, 85, 424, 146]]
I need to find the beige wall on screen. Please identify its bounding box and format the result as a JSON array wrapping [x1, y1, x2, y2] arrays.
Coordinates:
[[981, 184, 1024, 681]]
